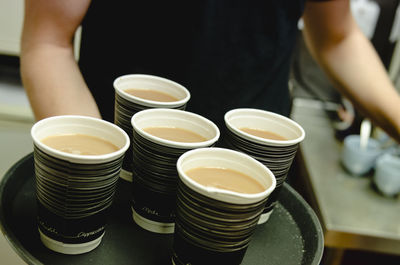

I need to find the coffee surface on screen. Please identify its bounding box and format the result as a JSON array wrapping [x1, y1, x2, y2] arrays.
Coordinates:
[[240, 127, 287, 141], [143, 127, 207, 143], [41, 134, 119, 155], [185, 167, 267, 194], [125, 88, 178, 102]]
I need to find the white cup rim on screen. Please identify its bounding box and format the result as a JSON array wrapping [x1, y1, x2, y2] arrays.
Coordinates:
[[176, 147, 276, 204], [31, 115, 130, 164], [376, 153, 400, 168], [224, 108, 305, 146], [131, 108, 220, 149], [114, 74, 191, 108]]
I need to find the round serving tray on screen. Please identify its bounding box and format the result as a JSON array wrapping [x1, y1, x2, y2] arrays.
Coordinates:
[[0, 153, 323, 265]]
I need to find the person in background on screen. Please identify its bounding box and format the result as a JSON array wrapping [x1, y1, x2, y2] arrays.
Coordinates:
[[20, 0, 400, 143]]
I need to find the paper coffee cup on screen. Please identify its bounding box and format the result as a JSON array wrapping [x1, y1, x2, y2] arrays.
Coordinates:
[[224, 108, 305, 224], [130, 108, 220, 234], [172, 147, 276, 265], [31, 115, 129, 254], [114, 74, 190, 182]]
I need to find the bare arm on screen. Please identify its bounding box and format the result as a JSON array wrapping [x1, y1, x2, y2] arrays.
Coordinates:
[[302, 0, 400, 142], [20, 0, 101, 121]]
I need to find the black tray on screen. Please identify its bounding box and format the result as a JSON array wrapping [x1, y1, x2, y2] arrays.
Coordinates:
[[0, 153, 323, 265]]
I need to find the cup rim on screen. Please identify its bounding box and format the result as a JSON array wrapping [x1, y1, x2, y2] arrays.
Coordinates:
[[344, 134, 380, 145], [113, 74, 191, 108], [376, 153, 400, 168], [131, 108, 220, 149], [31, 115, 130, 164], [224, 108, 305, 146], [343, 134, 382, 154], [176, 147, 276, 204]]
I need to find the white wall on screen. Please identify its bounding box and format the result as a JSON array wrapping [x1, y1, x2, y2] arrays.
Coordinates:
[[0, 0, 24, 56], [0, 0, 81, 59]]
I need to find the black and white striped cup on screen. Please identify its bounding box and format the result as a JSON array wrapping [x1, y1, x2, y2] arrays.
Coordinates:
[[114, 74, 191, 182], [130, 108, 220, 234], [224, 108, 305, 224], [31, 115, 130, 254], [172, 147, 276, 265]]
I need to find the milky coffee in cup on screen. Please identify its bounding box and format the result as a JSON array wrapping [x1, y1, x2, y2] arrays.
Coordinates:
[[41, 134, 119, 155], [186, 166, 267, 194], [143, 127, 207, 143], [124, 88, 179, 102]]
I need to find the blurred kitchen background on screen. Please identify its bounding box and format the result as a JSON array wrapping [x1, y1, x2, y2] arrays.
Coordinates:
[[1, 0, 400, 264]]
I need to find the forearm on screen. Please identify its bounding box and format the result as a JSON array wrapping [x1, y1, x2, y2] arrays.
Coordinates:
[[20, 44, 101, 121], [304, 29, 400, 140], [302, 1, 400, 142]]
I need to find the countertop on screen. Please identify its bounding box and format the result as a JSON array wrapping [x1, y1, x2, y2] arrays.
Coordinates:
[[291, 98, 400, 255]]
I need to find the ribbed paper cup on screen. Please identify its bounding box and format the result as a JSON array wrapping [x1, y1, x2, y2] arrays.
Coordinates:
[[224, 108, 305, 224], [114, 74, 190, 182], [373, 153, 400, 196], [341, 135, 382, 176], [130, 108, 219, 234], [172, 147, 276, 265], [31, 115, 129, 254]]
